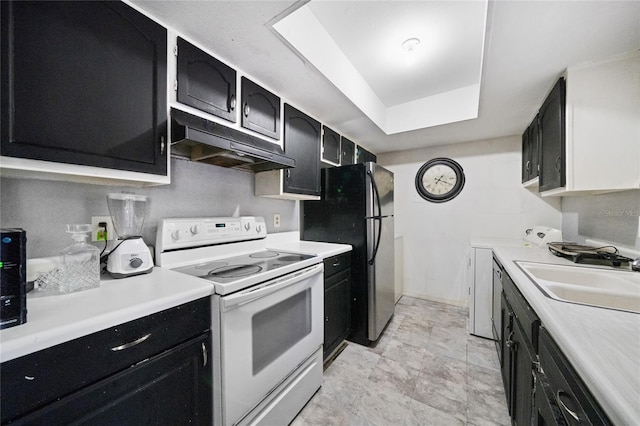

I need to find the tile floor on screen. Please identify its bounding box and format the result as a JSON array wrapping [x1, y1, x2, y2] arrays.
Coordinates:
[[292, 296, 511, 425]]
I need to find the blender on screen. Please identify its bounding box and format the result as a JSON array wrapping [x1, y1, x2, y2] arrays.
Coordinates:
[[106, 193, 154, 278]]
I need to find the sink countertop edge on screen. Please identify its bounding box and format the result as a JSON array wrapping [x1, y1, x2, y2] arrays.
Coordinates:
[[491, 245, 640, 426]]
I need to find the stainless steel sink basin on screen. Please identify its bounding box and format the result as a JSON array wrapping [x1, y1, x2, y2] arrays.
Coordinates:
[[516, 261, 640, 313]]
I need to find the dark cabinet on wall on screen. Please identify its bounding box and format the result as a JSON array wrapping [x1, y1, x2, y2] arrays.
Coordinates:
[[538, 77, 566, 192], [176, 37, 237, 123], [356, 146, 377, 164], [0, 298, 212, 425], [241, 77, 281, 140], [282, 104, 321, 196], [341, 137, 355, 165], [322, 126, 341, 165], [323, 252, 351, 360], [0, 1, 168, 176], [522, 115, 540, 183]]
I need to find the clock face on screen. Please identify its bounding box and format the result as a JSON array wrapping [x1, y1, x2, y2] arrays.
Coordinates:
[[415, 158, 465, 202]]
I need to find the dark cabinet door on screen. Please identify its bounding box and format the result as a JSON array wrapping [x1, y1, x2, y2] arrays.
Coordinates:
[[341, 137, 355, 165], [241, 77, 280, 140], [522, 115, 540, 182], [1, 1, 168, 175], [538, 78, 566, 191], [12, 334, 212, 426], [356, 146, 377, 164], [324, 269, 351, 359], [177, 37, 236, 122], [511, 321, 535, 426], [282, 104, 321, 196], [500, 293, 515, 416], [538, 328, 611, 425], [322, 126, 341, 164]]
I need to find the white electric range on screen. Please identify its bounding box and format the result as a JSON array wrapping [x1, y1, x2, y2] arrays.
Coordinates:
[[156, 216, 324, 426]]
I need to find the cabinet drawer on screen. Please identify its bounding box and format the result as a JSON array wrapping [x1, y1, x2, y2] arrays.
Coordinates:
[[0, 297, 210, 423], [502, 271, 539, 351], [324, 252, 351, 278], [538, 327, 610, 425], [10, 333, 211, 426]]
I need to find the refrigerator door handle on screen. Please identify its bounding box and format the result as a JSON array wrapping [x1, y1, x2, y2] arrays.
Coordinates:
[[367, 170, 383, 265]]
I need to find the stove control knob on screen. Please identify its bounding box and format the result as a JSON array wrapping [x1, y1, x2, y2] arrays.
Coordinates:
[[172, 230, 183, 240], [190, 225, 201, 235], [256, 225, 262, 233], [129, 258, 143, 268], [244, 223, 251, 231]]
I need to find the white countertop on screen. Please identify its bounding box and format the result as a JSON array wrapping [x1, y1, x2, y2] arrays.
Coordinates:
[[487, 243, 640, 425], [1, 234, 351, 364], [0, 267, 213, 363], [266, 231, 352, 258]]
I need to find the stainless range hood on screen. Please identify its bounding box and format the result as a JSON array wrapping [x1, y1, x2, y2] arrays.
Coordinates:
[[170, 108, 295, 172]]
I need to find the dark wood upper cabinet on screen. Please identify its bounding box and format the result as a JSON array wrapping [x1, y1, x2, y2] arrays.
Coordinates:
[[341, 137, 355, 165], [0, 1, 168, 175], [356, 146, 377, 164], [241, 77, 280, 140], [322, 126, 341, 164], [176, 37, 236, 123], [538, 77, 566, 192], [522, 115, 540, 183], [282, 104, 321, 196]]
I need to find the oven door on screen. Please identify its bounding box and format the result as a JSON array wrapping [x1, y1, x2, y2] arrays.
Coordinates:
[[218, 263, 323, 425]]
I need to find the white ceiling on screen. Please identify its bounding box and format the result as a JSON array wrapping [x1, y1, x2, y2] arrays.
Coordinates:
[[132, 0, 640, 154]]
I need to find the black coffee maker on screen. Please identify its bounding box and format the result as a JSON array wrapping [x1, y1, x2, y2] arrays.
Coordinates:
[[0, 229, 27, 329]]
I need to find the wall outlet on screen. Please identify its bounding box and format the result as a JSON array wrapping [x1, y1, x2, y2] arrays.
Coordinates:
[[273, 213, 281, 228], [91, 216, 115, 241]]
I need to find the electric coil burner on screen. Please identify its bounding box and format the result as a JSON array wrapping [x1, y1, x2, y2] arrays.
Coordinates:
[[547, 242, 634, 267]]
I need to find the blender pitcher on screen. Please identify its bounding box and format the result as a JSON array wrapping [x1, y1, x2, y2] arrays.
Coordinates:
[[106, 193, 154, 278]]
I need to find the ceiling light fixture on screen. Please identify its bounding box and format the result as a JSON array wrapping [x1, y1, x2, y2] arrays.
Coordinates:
[[402, 37, 421, 53]]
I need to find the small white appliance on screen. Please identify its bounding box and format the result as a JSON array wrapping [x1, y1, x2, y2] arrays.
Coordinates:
[[106, 193, 153, 278]]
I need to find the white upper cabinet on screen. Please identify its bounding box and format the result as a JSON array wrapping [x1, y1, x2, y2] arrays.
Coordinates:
[[542, 51, 640, 196]]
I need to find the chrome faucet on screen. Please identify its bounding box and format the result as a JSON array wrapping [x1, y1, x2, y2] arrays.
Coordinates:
[[632, 257, 640, 272]]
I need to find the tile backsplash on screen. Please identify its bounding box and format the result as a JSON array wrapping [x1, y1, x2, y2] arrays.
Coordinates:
[[0, 158, 297, 258], [561, 190, 640, 249]]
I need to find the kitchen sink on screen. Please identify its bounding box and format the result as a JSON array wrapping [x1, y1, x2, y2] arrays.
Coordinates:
[[516, 261, 640, 313]]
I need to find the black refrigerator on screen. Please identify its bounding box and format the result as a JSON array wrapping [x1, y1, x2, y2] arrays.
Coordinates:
[[301, 162, 395, 346]]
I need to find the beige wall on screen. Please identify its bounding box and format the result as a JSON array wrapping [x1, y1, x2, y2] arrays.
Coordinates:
[[379, 135, 562, 305]]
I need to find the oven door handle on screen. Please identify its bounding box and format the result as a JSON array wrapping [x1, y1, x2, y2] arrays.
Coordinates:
[[221, 263, 323, 311]]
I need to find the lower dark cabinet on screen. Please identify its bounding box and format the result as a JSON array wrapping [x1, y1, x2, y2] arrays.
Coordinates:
[[534, 327, 611, 425], [11, 334, 212, 426], [323, 253, 351, 360], [1, 298, 212, 425], [500, 271, 538, 426]]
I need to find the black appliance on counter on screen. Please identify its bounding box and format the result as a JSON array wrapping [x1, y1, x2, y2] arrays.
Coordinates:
[[0, 229, 27, 329], [547, 242, 634, 267], [301, 162, 395, 346]]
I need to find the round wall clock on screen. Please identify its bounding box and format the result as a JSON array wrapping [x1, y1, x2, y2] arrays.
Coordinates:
[[415, 157, 466, 203]]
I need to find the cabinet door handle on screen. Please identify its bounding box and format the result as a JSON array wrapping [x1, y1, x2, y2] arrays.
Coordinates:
[[160, 136, 165, 155], [554, 157, 562, 173], [243, 103, 250, 117], [229, 94, 236, 111], [202, 342, 208, 367], [110, 333, 151, 351], [526, 160, 531, 172], [556, 390, 580, 423], [332, 261, 340, 267]]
